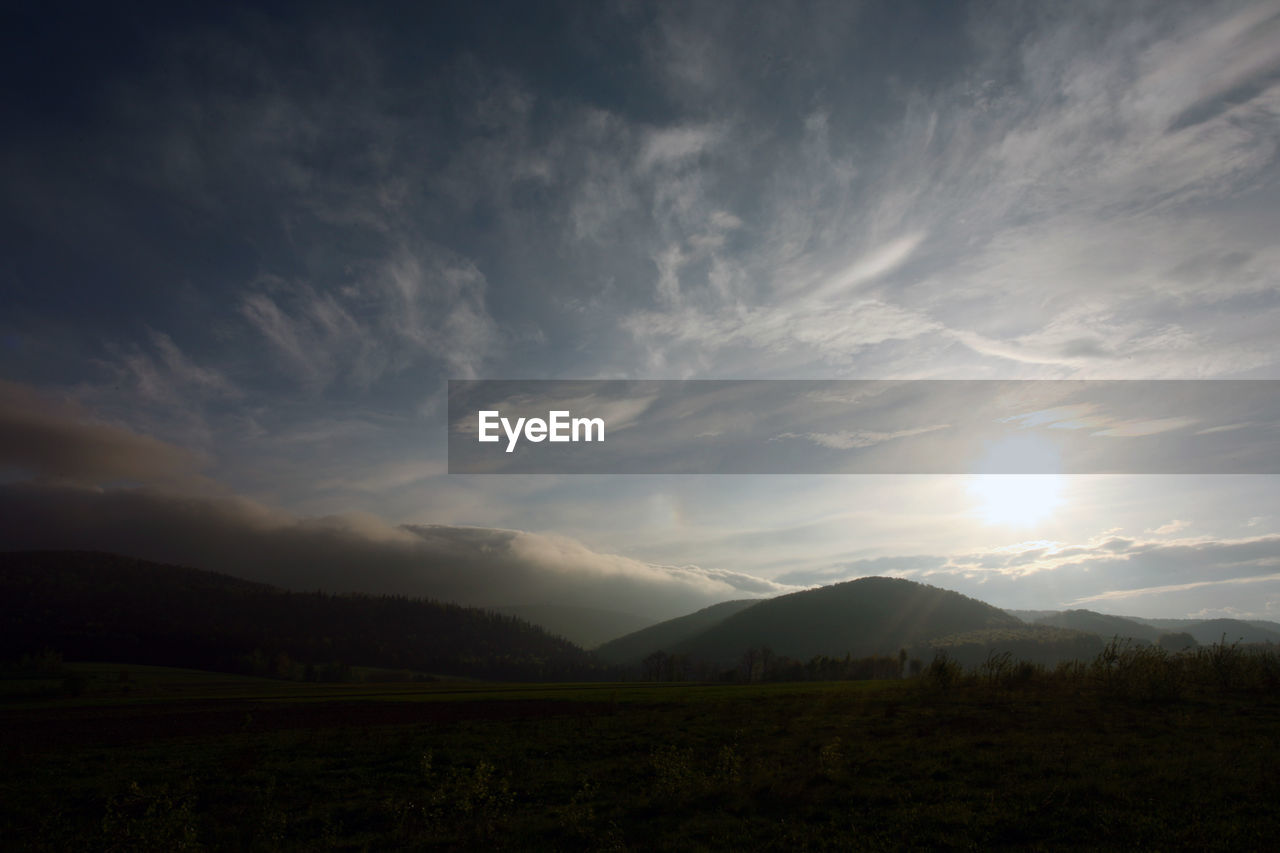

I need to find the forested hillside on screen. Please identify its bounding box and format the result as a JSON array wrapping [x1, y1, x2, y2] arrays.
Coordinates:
[[1033, 609, 1162, 643], [665, 577, 1022, 665], [0, 551, 608, 680], [595, 599, 761, 663]]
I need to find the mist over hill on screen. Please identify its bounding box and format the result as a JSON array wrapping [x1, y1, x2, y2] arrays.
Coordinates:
[[0, 551, 608, 681], [8, 548, 1278, 686]]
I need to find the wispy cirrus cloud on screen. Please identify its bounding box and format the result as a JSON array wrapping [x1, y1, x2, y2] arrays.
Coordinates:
[[241, 242, 499, 389], [775, 424, 949, 451], [1069, 572, 1280, 607]]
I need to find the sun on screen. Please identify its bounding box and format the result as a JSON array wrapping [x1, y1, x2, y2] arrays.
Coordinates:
[[968, 475, 1064, 526], [967, 433, 1065, 526]]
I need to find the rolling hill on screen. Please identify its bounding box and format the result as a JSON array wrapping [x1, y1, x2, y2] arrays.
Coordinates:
[[1127, 617, 1280, 646], [662, 577, 1023, 666], [490, 604, 657, 649], [1004, 609, 1062, 623], [1032, 609, 1162, 643], [594, 599, 762, 663], [1010, 610, 1280, 648], [925, 625, 1108, 668], [0, 550, 607, 680]]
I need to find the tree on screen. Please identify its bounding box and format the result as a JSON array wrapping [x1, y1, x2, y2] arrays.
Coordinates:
[[1157, 632, 1197, 652], [642, 650, 668, 681]]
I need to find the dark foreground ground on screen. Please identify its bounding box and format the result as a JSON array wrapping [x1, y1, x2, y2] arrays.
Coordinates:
[[2, 663, 1278, 851]]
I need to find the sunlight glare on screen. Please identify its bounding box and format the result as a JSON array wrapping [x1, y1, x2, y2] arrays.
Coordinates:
[[968, 475, 1064, 526], [968, 433, 1065, 526]]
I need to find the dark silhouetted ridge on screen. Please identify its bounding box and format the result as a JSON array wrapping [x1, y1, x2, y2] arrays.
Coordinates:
[[595, 599, 761, 664], [667, 576, 1021, 665], [0, 550, 606, 680], [491, 603, 657, 649]]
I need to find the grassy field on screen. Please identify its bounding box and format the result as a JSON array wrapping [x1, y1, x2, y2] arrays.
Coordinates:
[[3, 661, 1278, 850]]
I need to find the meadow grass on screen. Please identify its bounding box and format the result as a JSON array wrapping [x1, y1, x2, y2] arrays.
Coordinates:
[[2, 651, 1277, 850]]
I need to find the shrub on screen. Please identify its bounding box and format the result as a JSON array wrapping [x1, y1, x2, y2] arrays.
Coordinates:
[[926, 650, 963, 692], [1202, 635, 1241, 690]]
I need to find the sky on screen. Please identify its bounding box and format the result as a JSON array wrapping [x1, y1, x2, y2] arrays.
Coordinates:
[[3, 0, 1280, 624]]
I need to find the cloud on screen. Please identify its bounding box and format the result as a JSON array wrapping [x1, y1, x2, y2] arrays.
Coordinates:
[[1000, 405, 1201, 438], [774, 424, 949, 451], [774, 554, 948, 587], [913, 4, 1280, 377], [0, 380, 207, 488], [638, 125, 720, 171], [1147, 519, 1191, 535], [766, 529, 1280, 617], [1068, 572, 1280, 606], [601, 6, 1276, 378], [0, 482, 790, 620], [241, 242, 500, 389], [4, 2, 1280, 633], [1146, 2, 1280, 133], [316, 460, 448, 493], [623, 299, 941, 372], [1091, 417, 1197, 438], [812, 233, 927, 298], [111, 331, 240, 404], [942, 532, 1280, 582], [1195, 422, 1253, 435]]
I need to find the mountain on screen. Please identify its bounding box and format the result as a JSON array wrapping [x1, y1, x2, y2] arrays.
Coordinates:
[[0, 551, 606, 680], [1127, 617, 1280, 646], [594, 599, 762, 664], [1032, 609, 1162, 643], [665, 577, 1023, 666], [490, 604, 657, 649]]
